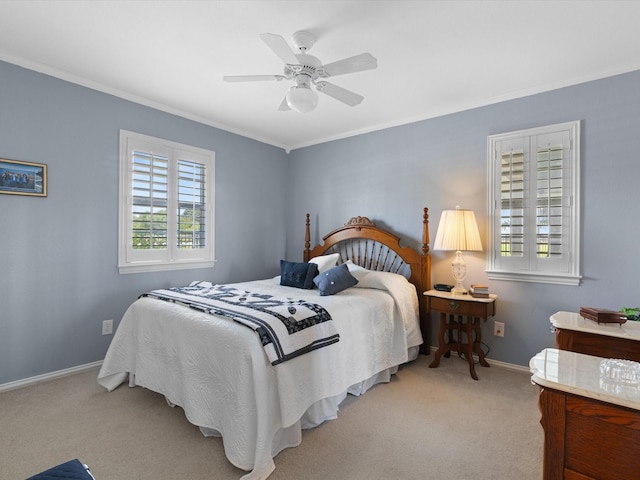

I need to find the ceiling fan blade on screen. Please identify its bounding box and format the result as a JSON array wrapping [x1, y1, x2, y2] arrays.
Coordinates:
[[321, 53, 377, 77], [316, 82, 364, 106], [277, 96, 291, 111], [223, 75, 286, 82], [259, 33, 299, 65]]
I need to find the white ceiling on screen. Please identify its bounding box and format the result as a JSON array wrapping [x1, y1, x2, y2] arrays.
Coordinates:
[[1, 1, 639, 152]]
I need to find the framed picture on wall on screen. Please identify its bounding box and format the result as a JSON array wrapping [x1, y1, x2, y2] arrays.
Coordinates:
[[0, 158, 47, 197]]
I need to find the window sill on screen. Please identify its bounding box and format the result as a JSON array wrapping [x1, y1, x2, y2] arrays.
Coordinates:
[[118, 260, 216, 275], [486, 269, 582, 286]]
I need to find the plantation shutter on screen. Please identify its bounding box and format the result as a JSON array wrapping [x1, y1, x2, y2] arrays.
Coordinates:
[[487, 121, 580, 285], [119, 130, 215, 274], [530, 129, 573, 273], [491, 135, 529, 272], [177, 158, 207, 250], [500, 149, 525, 258], [132, 150, 168, 250]]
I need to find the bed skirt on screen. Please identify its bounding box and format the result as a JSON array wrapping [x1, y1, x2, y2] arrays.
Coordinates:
[[197, 345, 419, 476]]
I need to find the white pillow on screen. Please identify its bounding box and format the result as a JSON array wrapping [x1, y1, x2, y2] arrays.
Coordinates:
[[344, 260, 409, 290], [309, 253, 340, 274], [356, 269, 408, 290], [344, 260, 371, 282]]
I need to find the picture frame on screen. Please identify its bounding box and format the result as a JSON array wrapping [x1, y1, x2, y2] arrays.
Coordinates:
[[0, 158, 47, 197]]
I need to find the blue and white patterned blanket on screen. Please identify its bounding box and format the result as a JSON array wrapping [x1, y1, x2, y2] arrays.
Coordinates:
[[141, 281, 339, 365]]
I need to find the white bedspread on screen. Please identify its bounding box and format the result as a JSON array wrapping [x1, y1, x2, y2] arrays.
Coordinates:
[[97, 273, 422, 480]]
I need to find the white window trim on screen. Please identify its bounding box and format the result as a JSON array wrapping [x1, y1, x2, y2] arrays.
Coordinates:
[[118, 130, 215, 274], [486, 121, 581, 285]]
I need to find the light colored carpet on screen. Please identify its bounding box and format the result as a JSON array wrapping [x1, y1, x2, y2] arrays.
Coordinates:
[[0, 355, 543, 479]]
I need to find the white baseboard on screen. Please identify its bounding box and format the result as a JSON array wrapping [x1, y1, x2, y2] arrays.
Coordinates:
[[0, 361, 103, 393], [428, 345, 530, 374]]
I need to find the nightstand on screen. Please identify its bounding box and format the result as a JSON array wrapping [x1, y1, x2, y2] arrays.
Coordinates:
[[425, 290, 497, 380]]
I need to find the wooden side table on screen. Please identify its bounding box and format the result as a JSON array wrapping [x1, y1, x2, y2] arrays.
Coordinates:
[[425, 290, 497, 380]]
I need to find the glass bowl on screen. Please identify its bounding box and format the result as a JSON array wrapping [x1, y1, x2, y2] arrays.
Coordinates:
[[600, 358, 640, 385]]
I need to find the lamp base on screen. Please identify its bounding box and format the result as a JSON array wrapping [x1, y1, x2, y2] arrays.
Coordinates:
[[451, 250, 468, 295]]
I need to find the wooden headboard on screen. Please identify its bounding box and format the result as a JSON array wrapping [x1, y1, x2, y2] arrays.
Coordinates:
[[303, 208, 432, 353]]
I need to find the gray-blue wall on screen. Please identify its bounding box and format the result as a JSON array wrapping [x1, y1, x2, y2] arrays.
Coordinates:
[[286, 70, 640, 367], [0, 61, 289, 384], [2, 58, 639, 384]]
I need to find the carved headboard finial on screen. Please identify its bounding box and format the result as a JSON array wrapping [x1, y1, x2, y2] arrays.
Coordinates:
[[422, 207, 430, 255], [344, 216, 376, 229], [305, 213, 311, 252]]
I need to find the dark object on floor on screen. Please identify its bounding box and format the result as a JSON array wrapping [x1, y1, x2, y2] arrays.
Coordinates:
[[26, 459, 95, 480]]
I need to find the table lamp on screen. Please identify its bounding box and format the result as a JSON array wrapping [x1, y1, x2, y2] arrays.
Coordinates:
[[433, 206, 482, 295]]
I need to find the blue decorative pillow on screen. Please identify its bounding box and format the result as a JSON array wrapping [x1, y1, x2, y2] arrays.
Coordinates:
[[313, 263, 358, 296], [280, 260, 319, 289]]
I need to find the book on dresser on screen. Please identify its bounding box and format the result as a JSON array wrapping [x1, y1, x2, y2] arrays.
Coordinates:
[[470, 284, 490, 298]]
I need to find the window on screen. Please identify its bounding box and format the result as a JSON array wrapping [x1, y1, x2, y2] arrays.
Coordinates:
[[118, 130, 215, 274], [487, 121, 580, 285]]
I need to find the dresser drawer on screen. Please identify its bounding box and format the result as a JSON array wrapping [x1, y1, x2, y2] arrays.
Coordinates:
[[429, 295, 494, 317]]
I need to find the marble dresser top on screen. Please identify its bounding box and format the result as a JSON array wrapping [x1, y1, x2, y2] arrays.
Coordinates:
[[530, 348, 640, 411], [424, 290, 497, 303], [550, 311, 640, 341]]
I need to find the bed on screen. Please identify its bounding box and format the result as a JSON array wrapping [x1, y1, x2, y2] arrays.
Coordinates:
[[97, 208, 431, 480]]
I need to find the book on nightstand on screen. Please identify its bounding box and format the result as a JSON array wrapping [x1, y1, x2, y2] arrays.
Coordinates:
[[469, 284, 490, 298]]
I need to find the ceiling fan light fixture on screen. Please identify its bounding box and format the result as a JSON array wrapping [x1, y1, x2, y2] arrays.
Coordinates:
[[286, 85, 318, 113], [225, 31, 377, 112]]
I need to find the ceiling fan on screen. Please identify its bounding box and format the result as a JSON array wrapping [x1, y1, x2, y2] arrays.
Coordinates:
[[223, 30, 377, 113]]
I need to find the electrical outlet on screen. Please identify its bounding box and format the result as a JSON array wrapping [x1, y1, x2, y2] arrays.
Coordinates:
[[102, 319, 113, 336], [494, 321, 504, 337]]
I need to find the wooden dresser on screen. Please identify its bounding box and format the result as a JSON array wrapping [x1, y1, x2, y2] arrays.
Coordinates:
[[551, 311, 640, 362], [531, 348, 640, 480]]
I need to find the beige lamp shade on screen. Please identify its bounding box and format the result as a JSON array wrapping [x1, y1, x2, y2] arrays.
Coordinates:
[[433, 207, 482, 295], [433, 207, 482, 252]]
